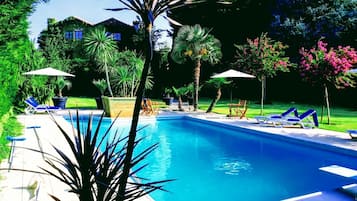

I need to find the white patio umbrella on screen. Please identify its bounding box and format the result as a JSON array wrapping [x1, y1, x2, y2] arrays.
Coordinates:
[[211, 69, 255, 103], [211, 69, 255, 79], [23, 67, 75, 77]]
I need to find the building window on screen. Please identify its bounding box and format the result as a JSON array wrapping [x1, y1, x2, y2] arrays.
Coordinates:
[[74, 30, 83, 40], [106, 32, 121, 41], [65, 30, 83, 40], [112, 33, 121, 41], [65, 31, 73, 39]]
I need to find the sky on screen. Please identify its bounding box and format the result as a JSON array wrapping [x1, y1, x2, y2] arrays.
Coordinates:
[[28, 0, 172, 47]]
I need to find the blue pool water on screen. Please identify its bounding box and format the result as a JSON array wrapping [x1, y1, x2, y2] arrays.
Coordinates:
[[64, 115, 357, 201]]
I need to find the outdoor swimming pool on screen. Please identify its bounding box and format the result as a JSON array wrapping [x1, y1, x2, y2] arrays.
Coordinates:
[[64, 115, 357, 201]]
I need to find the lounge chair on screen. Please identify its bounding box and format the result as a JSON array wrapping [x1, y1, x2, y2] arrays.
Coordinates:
[[24, 96, 61, 114], [255, 107, 299, 125], [227, 100, 248, 119], [277, 108, 319, 128], [347, 130, 357, 140], [140, 98, 159, 115]]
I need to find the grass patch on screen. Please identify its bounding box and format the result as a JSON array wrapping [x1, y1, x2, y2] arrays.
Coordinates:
[[66, 96, 97, 109], [199, 98, 357, 132], [66, 97, 357, 132]]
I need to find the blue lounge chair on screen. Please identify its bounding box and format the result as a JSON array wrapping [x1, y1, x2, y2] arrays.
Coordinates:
[[255, 107, 299, 125], [347, 130, 357, 140], [278, 108, 319, 128], [24, 96, 61, 114]]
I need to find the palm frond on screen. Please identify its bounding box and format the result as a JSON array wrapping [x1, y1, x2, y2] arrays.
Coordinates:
[[163, 15, 183, 26]]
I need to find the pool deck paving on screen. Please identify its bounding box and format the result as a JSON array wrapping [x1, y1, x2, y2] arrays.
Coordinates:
[[0, 108, 357, 201]]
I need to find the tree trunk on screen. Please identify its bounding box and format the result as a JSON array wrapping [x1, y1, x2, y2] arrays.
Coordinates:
[[178, 96, 183, 111], [206, 87, 221, 113], [58, 89, 62, 97], [193, 59, 201, 111], [105, 62, 114, 97], [117, 23, 153, 200], [131, 74, 135, 97], [260, 75, 266, 115], [324, 84, 331, 124]]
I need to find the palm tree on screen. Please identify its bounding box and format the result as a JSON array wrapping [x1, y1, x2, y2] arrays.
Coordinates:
[[205, 77, 231, 113], [105, 0, 204, 199], [171, 24, 222, 111], [84, 28, 117, 97], [172, 84, 193, 111]]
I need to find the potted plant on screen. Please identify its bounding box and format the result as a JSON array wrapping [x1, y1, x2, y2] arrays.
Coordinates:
[[162, 87, 174, 105], [92, 79, 107, 109], [52, 77, 72, 109]]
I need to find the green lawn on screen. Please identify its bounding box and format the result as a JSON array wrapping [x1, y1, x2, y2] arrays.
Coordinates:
[[66, 97, 97, 109], [199, 98, 357, 133], [65, 97, 357, 133]]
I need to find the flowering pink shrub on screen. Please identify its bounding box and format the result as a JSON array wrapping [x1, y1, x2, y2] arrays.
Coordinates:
[[299, 40, 357, 88], [234, 33, 294, 79], [233, 33, 295, 115]]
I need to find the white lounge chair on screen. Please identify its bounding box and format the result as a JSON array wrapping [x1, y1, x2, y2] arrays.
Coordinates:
[[255, 107, 299, 126], [24, 96, 61, 114], [277, 108, 319, 128], [347, 130, 357, 140]]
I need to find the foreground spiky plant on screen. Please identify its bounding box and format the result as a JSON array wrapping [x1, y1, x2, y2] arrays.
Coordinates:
[[1, 111, 171, 201], [47, 111, 172, 201]]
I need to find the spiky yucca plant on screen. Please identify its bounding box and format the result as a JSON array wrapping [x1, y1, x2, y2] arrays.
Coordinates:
[[46, 111, 172, 201], [1, 111, 171, 201]]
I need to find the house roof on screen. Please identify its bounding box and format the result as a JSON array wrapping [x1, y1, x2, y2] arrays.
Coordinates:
[[95, 17, 132, 28], [59, 16, 94, 26]]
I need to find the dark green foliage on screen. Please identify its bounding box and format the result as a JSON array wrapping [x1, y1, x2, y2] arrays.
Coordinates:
[[15, 45, 53, 111], [0, 39, 29, 116], [39, 20, 71, 72], [40, 111, 171, 201], [0, 0, 49, 164], [0, 0, 43, 114], [0, 0, 34, 45], [270, 0, 357, 51], [37, 18, 74, 98]]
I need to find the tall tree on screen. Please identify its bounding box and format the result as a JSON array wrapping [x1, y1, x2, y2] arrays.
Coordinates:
[[270, 0, 357, 53], [233, 32, 295, 115], [299, 39, 357, 124], [0, 0, 48, 115], [171, 24, 222, 111], [84, 28, 117, 97], [106, 0, 204, 199]]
